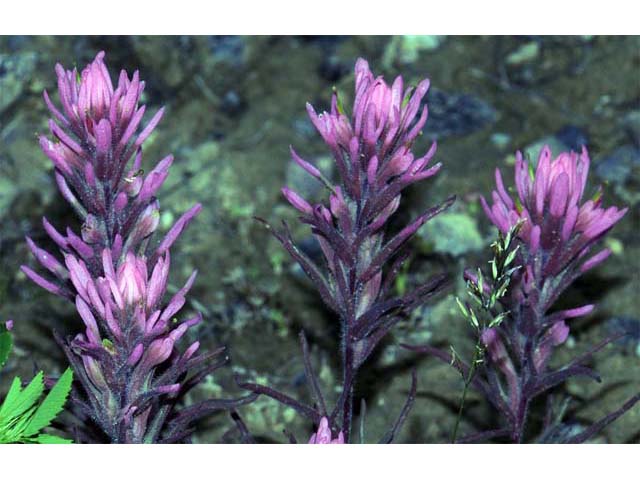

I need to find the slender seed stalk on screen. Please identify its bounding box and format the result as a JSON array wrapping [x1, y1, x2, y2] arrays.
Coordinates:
[[451, 342, 484, 443]]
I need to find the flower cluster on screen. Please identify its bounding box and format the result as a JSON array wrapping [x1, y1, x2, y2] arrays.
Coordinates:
[[409, 145, 636, 443], [22, 52, 252, 443], [15, 50, 637, 445], [23, 51, 199, 297], [480, 146, 627, 366], [244, 58, 450, 442], [482, 146, 626, 289]]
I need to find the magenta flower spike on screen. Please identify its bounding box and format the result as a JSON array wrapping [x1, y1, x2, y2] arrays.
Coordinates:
[[482, 146, 627, 283], [408, 144, 638, 443], [242, 58, 451, 443], [23, 52, 254, 443], [478, 146, 628, 374]]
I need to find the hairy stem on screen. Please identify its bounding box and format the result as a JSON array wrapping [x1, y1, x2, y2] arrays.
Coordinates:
[[341, 336, 356, 443]]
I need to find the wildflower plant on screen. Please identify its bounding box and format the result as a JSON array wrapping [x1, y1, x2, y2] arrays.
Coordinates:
[[406, 146, 640, 443], [22, 52, 254, 443], [0, 321, 73, 444], [241, 58, 453, 442]]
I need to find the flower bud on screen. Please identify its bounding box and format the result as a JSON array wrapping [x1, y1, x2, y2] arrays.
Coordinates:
[[131, 201, 160, 243], [81, 214, 102, 244], [124, 169, 144, 197], [116, 252, 147, 306], [308, 417, 345, 444]]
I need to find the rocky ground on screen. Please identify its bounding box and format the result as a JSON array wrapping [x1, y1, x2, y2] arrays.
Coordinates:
[[0, 35, 638, 443]]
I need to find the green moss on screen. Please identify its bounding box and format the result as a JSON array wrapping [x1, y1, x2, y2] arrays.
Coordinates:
[[383, 35, 445, 66], [505, 42, 540, 65], [420, 212, 484, 257]]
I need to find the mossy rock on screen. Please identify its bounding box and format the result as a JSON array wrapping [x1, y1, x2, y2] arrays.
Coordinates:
[[419, 212, 483, 257]]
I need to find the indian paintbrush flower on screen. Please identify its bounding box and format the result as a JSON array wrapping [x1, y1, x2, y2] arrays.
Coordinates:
[[242, 58, 452, 443], [406, 145, 638, 443], [22, 51, 254, 443], [479, 146, 628, 369], [481, 146, 626, 284]]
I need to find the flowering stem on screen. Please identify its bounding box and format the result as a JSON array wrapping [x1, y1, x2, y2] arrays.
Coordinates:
[[341, 350, 355, 443], [23, 52, 248, 443], [270, 57, 449, 443], [451, 342, 483, 443], [511, 392, 531, 443]]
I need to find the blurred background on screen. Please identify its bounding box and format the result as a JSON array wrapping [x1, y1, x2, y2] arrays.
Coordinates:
[[0, 36, 638, 442]]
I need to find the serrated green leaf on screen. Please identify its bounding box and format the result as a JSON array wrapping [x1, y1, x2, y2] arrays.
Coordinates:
[[2, 372, 44, 421], [23, 368, 73, 437], [0, 376, 24, 420], [9, 406, 37, 436], [0, 331, 12, 368], [35, 434, 73, 444]]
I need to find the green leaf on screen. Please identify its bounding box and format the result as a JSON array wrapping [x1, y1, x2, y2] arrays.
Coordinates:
[[0, 331, 11, 368], [23, 368, 73, 437], [10, 407, 36, 436], [1, 372, 44, 421], [35, 434, 73, 444], [0, 377, 24, 420]]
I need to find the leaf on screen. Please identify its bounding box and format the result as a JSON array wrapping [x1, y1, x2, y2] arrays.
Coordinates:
[[10, 408, 36, 437], [35, 434, 73, 444], [360, 198, 454, 284], [0, 377, 25, 420], [23, 368, 73, 437], [0, 331, 12, 368], [10, 372, 44, 421]]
